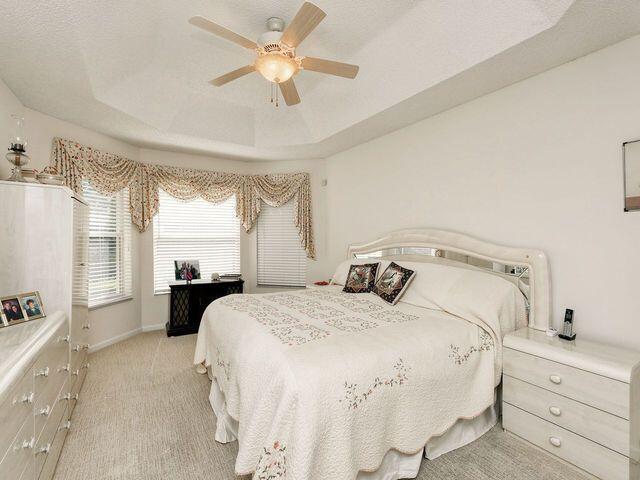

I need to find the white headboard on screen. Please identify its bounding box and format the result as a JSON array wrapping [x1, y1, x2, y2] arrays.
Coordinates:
[[346, 229, 551, 331]]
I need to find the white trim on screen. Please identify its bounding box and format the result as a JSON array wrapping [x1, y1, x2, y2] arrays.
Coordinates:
[[88, 327, 141, 353], [141, 323, 165, 332], [347, 228, 551, 331], [88, 295, 133, 311]]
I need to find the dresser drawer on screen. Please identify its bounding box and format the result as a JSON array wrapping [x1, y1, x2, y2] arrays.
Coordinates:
[[504, 347, 629, 418], [504, 376, 630, 457], [504, 403, 630, 480], [0, 418, 35, 480], [38, 417, 69, 480], [34, 366, 69, 444], [0, 371, 34, 462], [34, 391, 68, 479]]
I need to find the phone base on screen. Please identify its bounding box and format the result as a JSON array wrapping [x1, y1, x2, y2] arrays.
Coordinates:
[[558, 333, 576, 341]]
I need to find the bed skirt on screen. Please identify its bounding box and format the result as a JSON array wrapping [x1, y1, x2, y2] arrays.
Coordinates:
[[207, 371, 498, 480]]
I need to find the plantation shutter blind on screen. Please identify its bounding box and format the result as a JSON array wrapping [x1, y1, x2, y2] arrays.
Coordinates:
[[257, 200, 307, 287], [153, 189, 240, 294], [83, 181, 133, 307]]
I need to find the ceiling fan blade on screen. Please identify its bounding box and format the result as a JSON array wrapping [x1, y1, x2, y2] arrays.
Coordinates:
[[189, 16, 257, 50], [279, 78, 301, 106], [301, 57, 359, 79], [210, 65, 255, 86], [280, 2, 326, 48]]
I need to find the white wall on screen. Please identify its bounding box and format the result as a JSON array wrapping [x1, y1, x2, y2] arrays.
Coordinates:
[[324, 35, 640, 349], [0, 83, 142, 350]]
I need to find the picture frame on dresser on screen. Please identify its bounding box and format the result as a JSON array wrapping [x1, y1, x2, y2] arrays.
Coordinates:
[[1, 291, 45, 327], [18, 291, 45, 320], [1, 296, 26, 326]]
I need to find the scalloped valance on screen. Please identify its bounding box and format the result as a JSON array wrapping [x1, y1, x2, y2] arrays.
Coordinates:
[[50, 137, 315, 258]]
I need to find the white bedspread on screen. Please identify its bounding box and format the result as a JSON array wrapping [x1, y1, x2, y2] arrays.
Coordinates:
[[194, 284, 524, 480]]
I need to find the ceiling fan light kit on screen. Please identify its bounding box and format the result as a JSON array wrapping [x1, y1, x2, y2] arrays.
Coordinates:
[[189, 2, 359, 107]]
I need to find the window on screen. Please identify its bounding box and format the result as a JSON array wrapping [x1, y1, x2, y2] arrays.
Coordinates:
[[83, 181, 132, 308], [257, 201, 307, 287], [153, 190, 240, 294]]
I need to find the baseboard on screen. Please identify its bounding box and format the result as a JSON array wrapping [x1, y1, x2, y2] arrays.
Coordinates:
[[89, 327, 142, 353], [141, 323, 165, 332]]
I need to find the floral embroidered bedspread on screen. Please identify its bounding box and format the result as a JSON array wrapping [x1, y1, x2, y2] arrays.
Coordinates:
[[194, 285, 524, 480]]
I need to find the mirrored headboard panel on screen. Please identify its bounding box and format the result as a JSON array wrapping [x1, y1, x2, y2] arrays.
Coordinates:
[[347, 229, 550, 331]]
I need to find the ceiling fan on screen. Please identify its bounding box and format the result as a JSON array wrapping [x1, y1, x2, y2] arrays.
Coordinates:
[[189, 2, 359, 107]]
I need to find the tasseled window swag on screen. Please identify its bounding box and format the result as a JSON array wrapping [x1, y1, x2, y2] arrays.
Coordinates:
[[50, 137, 315, 258]]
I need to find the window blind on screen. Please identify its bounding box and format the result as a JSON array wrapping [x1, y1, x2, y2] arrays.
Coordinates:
[[153, 190, 240, 294], [257, 200, 307, 287], [83, 181, 133, 308]]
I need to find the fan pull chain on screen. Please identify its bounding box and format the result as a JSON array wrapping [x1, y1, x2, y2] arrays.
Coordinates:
[[275, 83, 279, 107]]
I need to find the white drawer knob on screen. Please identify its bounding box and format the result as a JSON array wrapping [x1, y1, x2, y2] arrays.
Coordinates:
[[59, 363, 70, 373], [82, 323, 91, 330], [15, 392, 34, 405], [61, 392, 79, 401], [59, 420, 71, 431], [36, 443, 51, 455], [71, 369, 80, 376], [38, 405, 51, 417], [16, 438, 35, 451], [35, 366, 50, 377], [549, 374, 562, 384], [549, 406, 562, 416], [549, 436, 562, 447], [58, 334, 70, 343]]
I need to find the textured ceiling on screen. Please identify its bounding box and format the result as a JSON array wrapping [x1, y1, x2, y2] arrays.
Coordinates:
[[1, 0, 640, 160]]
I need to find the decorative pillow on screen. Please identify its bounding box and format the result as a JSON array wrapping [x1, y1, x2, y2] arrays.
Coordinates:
[[372, 262, 416, 305], [342, 263, 379, 293]]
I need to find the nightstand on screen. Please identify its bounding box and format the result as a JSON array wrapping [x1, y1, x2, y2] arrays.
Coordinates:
[[502, 328, 640, 480]]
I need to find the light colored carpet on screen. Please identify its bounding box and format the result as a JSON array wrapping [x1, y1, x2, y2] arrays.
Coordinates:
[[53, 331, 589, 480]]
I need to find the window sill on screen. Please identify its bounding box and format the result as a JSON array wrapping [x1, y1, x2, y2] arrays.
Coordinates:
[[89, 295, 133, 311]]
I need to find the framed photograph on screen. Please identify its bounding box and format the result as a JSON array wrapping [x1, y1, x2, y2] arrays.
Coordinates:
[[174, 260, 201, 281], [624, 140, 640, 211], [1, 296, 26, 326], [18, 291, 45, 320]]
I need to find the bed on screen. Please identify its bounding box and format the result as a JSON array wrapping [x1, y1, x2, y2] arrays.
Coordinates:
[[194, 229, 550, 480]]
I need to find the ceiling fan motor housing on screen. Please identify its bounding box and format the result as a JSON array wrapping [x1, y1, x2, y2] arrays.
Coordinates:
[[258, 30, 285, 52]]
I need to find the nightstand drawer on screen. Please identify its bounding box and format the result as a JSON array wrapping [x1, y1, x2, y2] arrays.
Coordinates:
[[504, 347, 629, 418], [503, 403, 630, 480], [504, 376, 630, 457]]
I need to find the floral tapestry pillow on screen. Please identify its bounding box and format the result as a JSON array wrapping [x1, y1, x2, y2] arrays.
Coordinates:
[[372, 262, 416, 305], [343, 263, 379, 293]]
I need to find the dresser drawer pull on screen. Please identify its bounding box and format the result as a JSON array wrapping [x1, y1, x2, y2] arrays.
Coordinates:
[[38, 405, 51, 416], [15, 392, 34, 405], [82, 323, 91, 330], [82, 362, 90, 370], [59, 363, 70, 373], [35, 366, 50, 377], [548, 406, 562, 416], [61, 392, 79, 402], [73, 343, 89, 352], [71, 369, 80, 376], [16, 438, 35, 451], [58, 334, 71, 343], [548, 436, 562, 447], [59, 420, 71, 431], [549, 374, 562, 384], [36, 443, 51, 455]]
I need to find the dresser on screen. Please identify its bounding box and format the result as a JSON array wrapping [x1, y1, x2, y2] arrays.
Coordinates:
[[167, 279, 244, 336], [0, 312, 76, 480], [0, 182, 89, 479], [503, 328, 640, 480]]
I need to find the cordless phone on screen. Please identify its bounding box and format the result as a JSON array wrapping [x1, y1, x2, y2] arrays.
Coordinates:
[[558, 308, 576, 341]]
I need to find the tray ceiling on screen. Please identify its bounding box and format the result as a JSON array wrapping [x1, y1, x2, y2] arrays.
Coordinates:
[[1, 0, 640, 161]]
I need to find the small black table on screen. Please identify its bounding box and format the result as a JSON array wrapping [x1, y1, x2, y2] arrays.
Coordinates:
[[166, 279, 244, 336]]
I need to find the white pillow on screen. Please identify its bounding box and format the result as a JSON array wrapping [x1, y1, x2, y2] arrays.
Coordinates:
[[331, 259, 381, 286]]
